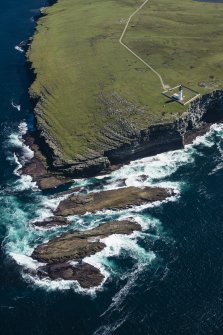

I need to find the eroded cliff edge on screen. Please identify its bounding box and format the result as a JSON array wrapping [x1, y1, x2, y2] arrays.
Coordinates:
[[24, 0, 223, 184], [23, 89, 223, 186]]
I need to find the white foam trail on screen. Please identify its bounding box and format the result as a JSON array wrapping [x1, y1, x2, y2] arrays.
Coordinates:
[[14, 174, 38, 191], [33, 194, 68, 223], [110, 149, 193, 190], [96, 232, 155, 262], [85, 232, 155, 282], [10, 253, 43, 270], [11, 100, 21, 111], [7, 122, 35, 189], [13, 153, 22, 176], [94, 313, 129, 335], [209, 161, 223, 175], [14, 45, 24, 53], [99, 263, 150, 320], [120, 213, 162, 231], [25, 275, 95, 294]]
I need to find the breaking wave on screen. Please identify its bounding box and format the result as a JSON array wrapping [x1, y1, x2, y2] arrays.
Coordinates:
[[11, 100, 21, 111], [1, 122, 223, 294], [14, 45, 24, 53]]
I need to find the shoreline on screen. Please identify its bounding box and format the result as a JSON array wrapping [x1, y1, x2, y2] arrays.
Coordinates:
[[17, 117, 222, 289], [24, 0, 223, 187], [20, 89, 223, 191], [18, 0, 223, 289]]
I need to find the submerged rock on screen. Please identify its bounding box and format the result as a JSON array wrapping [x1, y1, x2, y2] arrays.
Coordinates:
[[33, 216, 70, 228], [55, 186, 170, 216]]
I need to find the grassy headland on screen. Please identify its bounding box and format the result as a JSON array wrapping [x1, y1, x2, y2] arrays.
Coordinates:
[[28, 0, 223, 160]]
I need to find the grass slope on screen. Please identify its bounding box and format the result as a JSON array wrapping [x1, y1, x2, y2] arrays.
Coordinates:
[[28, 0, 223, 159]]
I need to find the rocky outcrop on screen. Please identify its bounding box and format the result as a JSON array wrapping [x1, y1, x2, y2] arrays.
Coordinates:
[[55, 186, 171, 216], [33, 216, 69, 228], [20, 135, 73, 190], [32, 219, 141, 288], [37, 262, 105, 289], [179, 90, 223, 143], [32, 220, 141, 263], [31, 186, 169, 287]]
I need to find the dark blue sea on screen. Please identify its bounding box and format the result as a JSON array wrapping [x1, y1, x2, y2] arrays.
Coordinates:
[[1, 1, 223, 334]]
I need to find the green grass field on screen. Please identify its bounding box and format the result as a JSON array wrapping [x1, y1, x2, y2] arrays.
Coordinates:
[[28, 0, 223, 159]]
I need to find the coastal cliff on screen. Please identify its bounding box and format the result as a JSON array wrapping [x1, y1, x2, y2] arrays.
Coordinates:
[[22, 0, 223, 289], [24, 90, 223, 184], [25, 0, 223, 184]]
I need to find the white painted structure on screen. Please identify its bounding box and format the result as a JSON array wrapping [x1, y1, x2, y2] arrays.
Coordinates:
[[178, 85, 183, 101], [162, 85, 200, 106], [172, 85, 183, 101]]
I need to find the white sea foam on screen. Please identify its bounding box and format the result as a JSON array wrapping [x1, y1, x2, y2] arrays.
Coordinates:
[[5, 121, 223, 293], [11, 100, 21, 111], [25, 275, 93, 294], [14, 174, 38, 191], [99, 263, 151, 320], [120, 213, 162, 231], [7, 122, 35, 189], [33, 195, 68, 223], [85, 232, 155, 284], [110, 148, 194, 189], [14, 45, 24, 53], [13, 153, 22, 176], [10, 253, 42, 270]]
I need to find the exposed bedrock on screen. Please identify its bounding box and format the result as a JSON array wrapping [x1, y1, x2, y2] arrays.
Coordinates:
[[27, 90, 223, 181], [33, 216, 69, 228], [37, 262, 105, 289], [20, 135, 73, 189], [32, 220, 141, 263], [55, 186, 171, 216], [32, 219, 141, 288], [180, 90, 223, 144]]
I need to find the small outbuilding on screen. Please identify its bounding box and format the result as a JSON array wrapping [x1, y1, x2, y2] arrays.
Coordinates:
[[162, 84, 200, 105]]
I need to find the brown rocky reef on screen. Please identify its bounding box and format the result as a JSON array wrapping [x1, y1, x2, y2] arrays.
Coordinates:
[[37, 262, 105, 289], [55, 186, 170, 216], [32, 220, 141, 288]]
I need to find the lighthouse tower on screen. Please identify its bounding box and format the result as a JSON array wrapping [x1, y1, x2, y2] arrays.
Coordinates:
[[178, 85, 183, 101]]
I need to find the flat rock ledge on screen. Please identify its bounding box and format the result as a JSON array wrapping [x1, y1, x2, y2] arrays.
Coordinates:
[[32, 220, 141, 288], [56, 186, 171, 216]]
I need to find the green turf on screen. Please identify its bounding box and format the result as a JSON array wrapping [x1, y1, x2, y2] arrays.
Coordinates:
[[28, 0, 223, 159]]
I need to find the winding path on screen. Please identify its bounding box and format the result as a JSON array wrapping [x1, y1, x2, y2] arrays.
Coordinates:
[[119, 0, 167, 90]]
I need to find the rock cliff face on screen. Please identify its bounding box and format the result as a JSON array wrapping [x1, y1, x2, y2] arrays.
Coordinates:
[[30, 90, 223, 180]]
